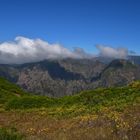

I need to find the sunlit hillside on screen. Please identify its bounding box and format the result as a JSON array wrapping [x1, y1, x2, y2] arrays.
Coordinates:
[[0, 77, 139, 140]]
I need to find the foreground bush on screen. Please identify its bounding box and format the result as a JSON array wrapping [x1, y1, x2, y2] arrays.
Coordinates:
[[0, 127, 24, 140], [5, 96, 59, 109]]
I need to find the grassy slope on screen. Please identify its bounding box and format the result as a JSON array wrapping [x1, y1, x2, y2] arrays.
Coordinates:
[[0, 77, 27, 105], [0, 77, 140, 140]]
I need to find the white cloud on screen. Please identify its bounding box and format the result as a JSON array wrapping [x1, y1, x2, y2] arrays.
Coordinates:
[[96, 45, 128, 59], [0, 36, 93, 64], [0, 36, 130, 64]]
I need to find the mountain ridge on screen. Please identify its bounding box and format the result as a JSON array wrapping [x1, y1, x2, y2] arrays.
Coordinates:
[[0, 56, 140, 97]]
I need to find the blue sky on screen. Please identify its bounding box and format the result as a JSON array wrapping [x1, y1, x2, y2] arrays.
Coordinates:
[[0, 0, 140, 54]]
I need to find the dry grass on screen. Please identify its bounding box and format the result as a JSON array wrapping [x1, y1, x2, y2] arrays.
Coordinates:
[[0, 105, 139, 140], [0, 78, 140, 139]]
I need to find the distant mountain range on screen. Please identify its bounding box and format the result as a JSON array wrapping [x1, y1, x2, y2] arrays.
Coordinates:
[[0, 55, 140, 97]]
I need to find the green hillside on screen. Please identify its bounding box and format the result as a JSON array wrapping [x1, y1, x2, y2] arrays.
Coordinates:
[[5, 80, 140, 115], [0, 77, 27, 105], [0, 77, 140, 140]]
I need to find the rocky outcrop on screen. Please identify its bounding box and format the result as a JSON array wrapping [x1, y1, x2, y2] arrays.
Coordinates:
[[0, 58, 140, 97]]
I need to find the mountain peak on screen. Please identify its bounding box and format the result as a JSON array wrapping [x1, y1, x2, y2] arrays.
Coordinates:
[[108, 59, 134, 68]]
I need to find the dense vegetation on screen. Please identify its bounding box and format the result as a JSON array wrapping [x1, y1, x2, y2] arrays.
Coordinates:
[[0, 127, 24, 140], [0, 77, 140, 140], [5, 81, 140, 115], [0, 77, 27, 104]]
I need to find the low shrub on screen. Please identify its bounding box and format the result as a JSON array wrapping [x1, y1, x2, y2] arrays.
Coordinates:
[[0, 127, 24, 140], [5, 96, 58, 109]]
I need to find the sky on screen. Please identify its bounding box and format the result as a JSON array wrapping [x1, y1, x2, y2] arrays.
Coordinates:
[[0, 0, 140, 63]]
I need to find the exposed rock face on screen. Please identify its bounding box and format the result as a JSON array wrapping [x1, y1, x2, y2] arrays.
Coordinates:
[[17, 63, 87, 97], [0, 58, 140, 97], [58, 58, 105, 79], [97, 59, 140, 87], [16, 59, 104, 97]]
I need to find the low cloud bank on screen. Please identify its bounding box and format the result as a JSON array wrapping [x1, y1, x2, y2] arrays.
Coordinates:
[[0, 36, 130, 64], [96, 45, 128, 59], [0, 36, 92, 64]]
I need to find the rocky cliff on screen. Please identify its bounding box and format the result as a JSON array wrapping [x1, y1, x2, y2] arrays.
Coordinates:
[[0, 58, 140, 97]]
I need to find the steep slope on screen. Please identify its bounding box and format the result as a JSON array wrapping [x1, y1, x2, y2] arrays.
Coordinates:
[[96, 59, 140, 87], [16, 60, 89, 97], [58, 58, 105, 79], [0, 58, 140, 97], [0, 77, 26, 104], [0, 59, 106, 97], [0, 64, 19, 82]]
